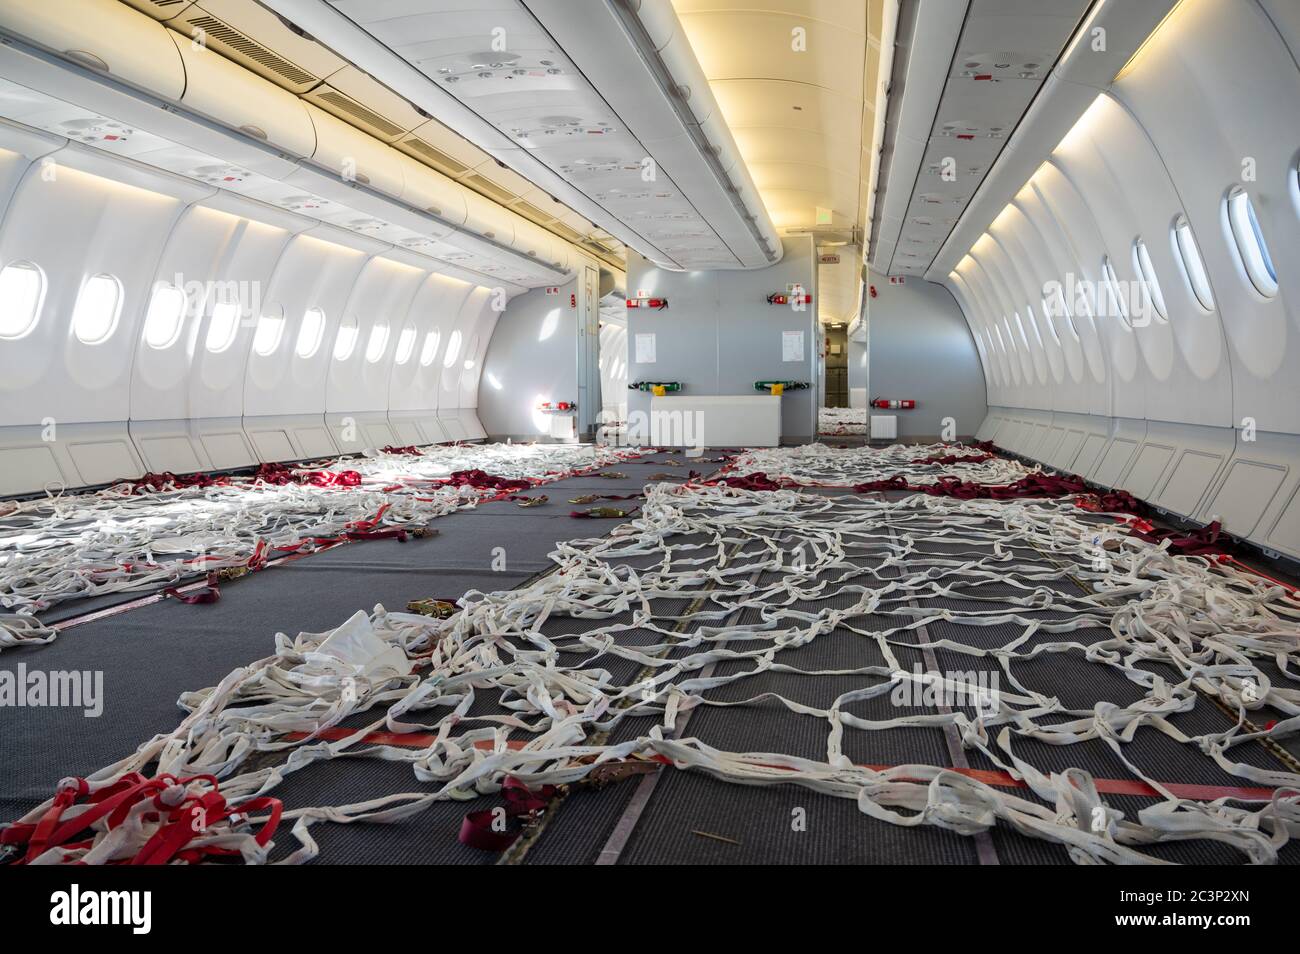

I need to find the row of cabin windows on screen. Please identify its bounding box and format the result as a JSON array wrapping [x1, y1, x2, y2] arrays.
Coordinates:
[[984, 184, 1284, 357], [0, 269, 475, 369]]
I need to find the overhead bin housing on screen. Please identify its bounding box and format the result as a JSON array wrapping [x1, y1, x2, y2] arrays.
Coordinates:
[[0, 0, 185, 100], [173, 37, 316, 158]]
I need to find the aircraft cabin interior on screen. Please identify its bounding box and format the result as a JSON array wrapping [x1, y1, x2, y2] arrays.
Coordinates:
[[0, 0, 1298, 893]]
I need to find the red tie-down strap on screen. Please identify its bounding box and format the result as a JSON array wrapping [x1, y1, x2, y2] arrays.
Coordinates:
[[1, 773, 282, 865], [458, 776, 557, 852], [439, 469, 534, 492], [1074, 490, 1145, 516], [1122, 517, 1231, 556], [252, 462, 362, 487], [853, 475, 912, 493], [717, 472, 788, 491], [916, 472, 1092, 500], [850, 473, 1092, 499], [129, 471, 231, 494], [162, 571, 222, 604]]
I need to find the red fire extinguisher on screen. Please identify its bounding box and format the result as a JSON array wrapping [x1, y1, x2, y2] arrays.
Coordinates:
[[872, 398, 916, 409]]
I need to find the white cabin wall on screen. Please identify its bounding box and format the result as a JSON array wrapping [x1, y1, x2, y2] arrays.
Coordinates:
[[955, 0, 1300, 558], [477, 279, 580, 441], [622, 236, 819, 445], [598, 321, 629, 425], [0, 131, 512, 494], [866, 270, 986, 440]]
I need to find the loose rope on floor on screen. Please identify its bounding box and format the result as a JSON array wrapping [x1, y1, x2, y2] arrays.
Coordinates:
[[728, 441, 1037, 487], [0, 442, 643, 650], [817, 407, 867, 435], [12, 460, 1298, 864]]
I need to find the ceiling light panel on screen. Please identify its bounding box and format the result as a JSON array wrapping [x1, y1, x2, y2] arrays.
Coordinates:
[[882, 0, 1089, 278], [325, 0, 740, 269]]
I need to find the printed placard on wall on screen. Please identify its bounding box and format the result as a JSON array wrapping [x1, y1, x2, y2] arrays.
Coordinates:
[[782, 330, 804, 362], [635, 333, 657, 364]]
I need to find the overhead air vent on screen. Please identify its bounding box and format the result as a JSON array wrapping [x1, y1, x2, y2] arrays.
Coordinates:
[[183, 14, 316, 89], [461, 174, 516, 205], [398, 137, 470, 177], [313, 89, 406, 139]]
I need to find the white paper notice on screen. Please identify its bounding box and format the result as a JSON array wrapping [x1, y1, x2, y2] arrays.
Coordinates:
[[635, 333, 656, 364], [782, 330, 804, 362]]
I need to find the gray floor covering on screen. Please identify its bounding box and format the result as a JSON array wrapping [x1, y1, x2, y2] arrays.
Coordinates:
[[3, 448, 1297, 865]]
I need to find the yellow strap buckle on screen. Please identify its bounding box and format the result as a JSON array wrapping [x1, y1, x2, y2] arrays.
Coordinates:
[[771, 383, 784, 396]]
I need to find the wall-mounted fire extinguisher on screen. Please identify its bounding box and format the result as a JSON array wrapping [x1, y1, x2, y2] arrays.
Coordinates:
[[872, 398, 916, 409]]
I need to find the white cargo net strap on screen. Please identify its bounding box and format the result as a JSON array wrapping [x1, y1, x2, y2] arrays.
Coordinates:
[[729, 441, 1036, 487], [818, 407, 867, 435], [0, 442, 643, 651], [21, 476, 1299, 865]]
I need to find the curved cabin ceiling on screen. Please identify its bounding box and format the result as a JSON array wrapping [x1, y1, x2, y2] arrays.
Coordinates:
[[117, 0, 626, 269], [671, 0, 884, 323], [267, 0, 782, 271], [869, 0, 1091, 279]]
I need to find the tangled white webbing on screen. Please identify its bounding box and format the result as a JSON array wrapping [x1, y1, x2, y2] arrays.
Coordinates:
[[32, 478, 1300, 865], [0, 443, 642, 651], [730, 441, 1037, 486], [818, 407, 867, 435]]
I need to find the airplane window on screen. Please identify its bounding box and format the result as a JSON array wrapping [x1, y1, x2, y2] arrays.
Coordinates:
[[252, 305, 285, 357], [296, 307, 325, 358], [72, 273, 122, 345], [205, 300, 241, 353], [1131, 239, 1168, 322], [1100, 257, 1130, 327], [0, 261, 46, 339], [1012, 312, 1028, 348], [420, 329, 441, 366], [365, 322, 389, 363], [443, 329, 463, 368], [1172, 215, 1215, 311], [394, 324, 417, 364], [1291, 156, 1300, 218], [1044, 283, 1079, 341], [1226, 188, 1278, 297], [1031, 300, 1059, 345], [142, 283, 186, 349], [1016, 308, 1042, 349], [1072, 276, 1097, 332], [333, 315, 359, 361]]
